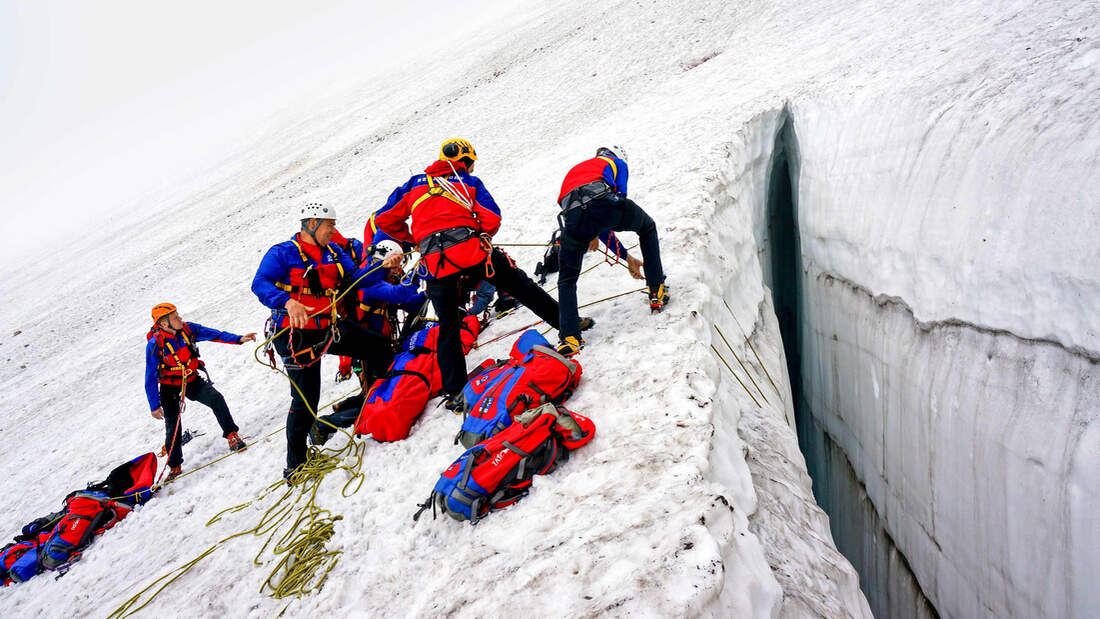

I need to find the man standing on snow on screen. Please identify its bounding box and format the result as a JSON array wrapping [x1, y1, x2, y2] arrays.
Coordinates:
[[252, 201, 400, 480], [146, 303, 255, 481], [554, 145, 667, 356], [373, 138, 579, 405]]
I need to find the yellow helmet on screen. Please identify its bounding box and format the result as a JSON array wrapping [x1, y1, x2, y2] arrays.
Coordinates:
[[151, 302, 177, 322], [439, 138, 477, 163]]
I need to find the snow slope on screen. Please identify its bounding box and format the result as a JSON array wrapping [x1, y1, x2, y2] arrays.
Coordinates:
[[1, 0, 1095, 617]]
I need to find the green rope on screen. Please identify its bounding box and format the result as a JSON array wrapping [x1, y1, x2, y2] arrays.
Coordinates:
[[538, 287, 648, 336], [721, 299, 781, 398], [109, 256, 399, 616], [710, 344, 762, 408], [712, 324, 769, 405], [489, 242, 553, 247]]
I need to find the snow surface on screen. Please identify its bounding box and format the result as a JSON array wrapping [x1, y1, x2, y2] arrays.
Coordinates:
[[0, 0, 1095, 617]]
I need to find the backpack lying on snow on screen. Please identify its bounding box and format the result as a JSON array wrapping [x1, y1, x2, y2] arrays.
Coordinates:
[[354, 315, 481, 442], [0, 452, 157, 586], [414, 403, 595, 524], [454, 329, 582, 448]]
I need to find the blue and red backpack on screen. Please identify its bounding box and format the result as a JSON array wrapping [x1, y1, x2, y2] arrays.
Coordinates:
[[0, 452, 156, 585], [454, 330, 582, 448], [414, 403, 594, 524]]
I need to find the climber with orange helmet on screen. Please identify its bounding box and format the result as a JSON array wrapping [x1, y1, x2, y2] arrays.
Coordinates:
[[145, 303, 256, 481]]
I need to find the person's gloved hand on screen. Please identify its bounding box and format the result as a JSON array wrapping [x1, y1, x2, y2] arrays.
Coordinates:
[[151, 408, 164, 420], [627, 256, 645, 280]]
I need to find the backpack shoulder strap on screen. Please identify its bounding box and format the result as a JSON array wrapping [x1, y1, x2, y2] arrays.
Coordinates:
[[597, 156, 618, 180]]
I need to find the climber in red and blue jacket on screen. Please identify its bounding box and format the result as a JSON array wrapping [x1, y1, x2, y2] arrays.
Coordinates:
[[251, 202, 400, 479], [373, 138, 565, 404], [145, 303, 254, 480], [554, 145, 667, 356], [559, 153, 633, 263]]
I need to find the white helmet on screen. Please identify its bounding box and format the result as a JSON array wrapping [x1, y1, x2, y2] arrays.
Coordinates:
[[299, 201, 337, 221], [370, 239, 404, 263], [596, 145, 628, 164]]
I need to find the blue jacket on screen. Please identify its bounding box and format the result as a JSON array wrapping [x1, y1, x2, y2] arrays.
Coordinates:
[[251, 235, 373, 312], [145, 322, 242, 411]]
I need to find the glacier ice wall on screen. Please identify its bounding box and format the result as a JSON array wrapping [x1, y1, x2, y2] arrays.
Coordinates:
[[785, 94, 1099, 619], [698, 108, 873, 618]]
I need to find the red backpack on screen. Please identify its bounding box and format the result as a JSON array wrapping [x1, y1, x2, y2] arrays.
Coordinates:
[[414, 404, 595, 524], [1, 452, 156, 585], [355, 315, 481, 442]]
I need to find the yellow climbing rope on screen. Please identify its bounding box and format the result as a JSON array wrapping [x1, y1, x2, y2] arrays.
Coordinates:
[[110, 256, 398, 616]]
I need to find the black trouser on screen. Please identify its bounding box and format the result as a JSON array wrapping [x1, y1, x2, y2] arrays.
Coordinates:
[[319, 393, 364, 429], [159, 377, 238, 468], [274, 320, 395, 470], [426, 247, 560, 396], [558, 194, 665, 340]]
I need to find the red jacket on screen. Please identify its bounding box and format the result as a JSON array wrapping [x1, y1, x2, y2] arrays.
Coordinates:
[[558, 155, 630, 204], [374, 160, 503, 277]]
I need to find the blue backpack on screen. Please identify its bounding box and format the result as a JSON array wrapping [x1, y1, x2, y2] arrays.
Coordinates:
[[454, 330, 582, 448]]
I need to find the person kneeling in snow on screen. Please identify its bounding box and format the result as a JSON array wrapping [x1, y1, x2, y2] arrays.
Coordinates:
[[145, 303, 255, 481], [308, 239, 428, 446], [554, 145, 668, 356]]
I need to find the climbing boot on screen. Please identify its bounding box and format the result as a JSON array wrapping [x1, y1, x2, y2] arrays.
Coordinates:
[[226, 432, 247, 452], [309, 422, 335, 446], [556, 336, 584, 357], [493, 294, 518, 314], [578, 316, 596, 331], [441, 393, 467, 414], [648, 283, 670, 313], [166, 466, 183, 482], [283, 467, 299, 486]]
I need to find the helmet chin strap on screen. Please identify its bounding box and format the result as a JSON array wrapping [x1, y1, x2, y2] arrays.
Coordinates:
[[305, 218, 324, 247]]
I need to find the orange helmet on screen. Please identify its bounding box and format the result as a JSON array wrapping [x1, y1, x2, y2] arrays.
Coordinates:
[[439, 138, 477, 163], [151, 302, 177, 322]]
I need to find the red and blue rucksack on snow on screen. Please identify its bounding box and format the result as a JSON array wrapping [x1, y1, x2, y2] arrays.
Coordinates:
[[0, 539, 44, 585], [414, 403, 595, 525], [355, 315, 481, 442], [38, 492, 133, 572], [0, 452, 156, 586], [454, 329, 582, 448]]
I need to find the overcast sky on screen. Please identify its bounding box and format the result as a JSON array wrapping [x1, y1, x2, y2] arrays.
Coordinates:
[[0, 1, 508, 259]]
